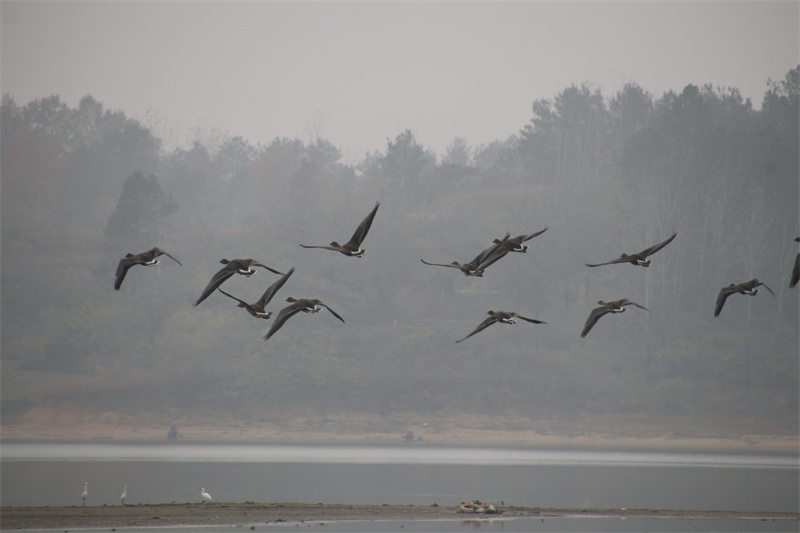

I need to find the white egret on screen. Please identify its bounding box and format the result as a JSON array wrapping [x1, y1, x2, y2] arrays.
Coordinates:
[[200, 487, 212, 502], [120, 485, 127, 505], [81, 482, 88, 506]]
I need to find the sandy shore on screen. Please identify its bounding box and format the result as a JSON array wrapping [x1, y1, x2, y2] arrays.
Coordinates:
[[2, 406, 798, 453], [2, 502, 798, 530]]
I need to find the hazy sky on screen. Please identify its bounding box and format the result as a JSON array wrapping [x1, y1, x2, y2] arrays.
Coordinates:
[[2, 2, 797, 163]]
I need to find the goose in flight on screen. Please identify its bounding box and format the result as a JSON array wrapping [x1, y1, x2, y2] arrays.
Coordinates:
[[714, 278, 775, 317], [218, 267, 295, 319], [455, 310, 546, 343], [585, 233, 676, 268], [581, 299, 649, 337], [115, 247, 182, 290], [264, 297, 345, 341], [300, 202, 380, 257], [421, 234, 511, 277], [493, 227, 548, 253], [194, 259, 284, 307], [790, 237, 799, 289]]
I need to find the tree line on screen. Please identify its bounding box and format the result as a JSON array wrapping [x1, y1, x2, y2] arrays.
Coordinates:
[[1, 67, 797, 429]]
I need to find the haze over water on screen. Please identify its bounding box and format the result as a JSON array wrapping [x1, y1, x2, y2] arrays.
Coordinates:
[[2, 444, 797, 512]]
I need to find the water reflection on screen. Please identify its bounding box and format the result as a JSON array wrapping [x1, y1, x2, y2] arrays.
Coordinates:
[[2, 443, 797, 467]]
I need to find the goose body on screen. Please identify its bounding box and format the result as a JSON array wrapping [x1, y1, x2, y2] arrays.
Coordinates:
[[218, 267, 295, 319], [81, 482, 88, 506], [581, 299, 649, 337], [115, 247, 182, 290], [714, 278, 775, 317], [120, 485, 127, 506], [456, 310, 546, 343], [421, 233, 511, 277], [300, 202, 380, 257], [264, 297, 345, 341], [586, 233, 676, 268], [200, 487, 212, 502], [194, 259, 284, 307]]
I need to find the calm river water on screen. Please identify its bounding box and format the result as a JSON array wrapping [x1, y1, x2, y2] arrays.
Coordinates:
[[1, 443, 797, 532]]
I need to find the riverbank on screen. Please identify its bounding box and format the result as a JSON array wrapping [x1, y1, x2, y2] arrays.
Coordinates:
[[1, 405, 797, 453], [2, 502, 798, 530]]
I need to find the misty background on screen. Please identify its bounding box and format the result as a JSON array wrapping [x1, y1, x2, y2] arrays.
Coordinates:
[[3, 2, 797, 164], [2, 1, 798, 439], [2, 66, 798, 434]]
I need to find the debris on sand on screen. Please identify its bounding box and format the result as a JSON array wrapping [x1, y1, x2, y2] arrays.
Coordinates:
[[458, 500, 500, 514]]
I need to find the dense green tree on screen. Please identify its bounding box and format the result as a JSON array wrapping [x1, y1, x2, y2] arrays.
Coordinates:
[[518, 83, 611, 185], [104, 172, 178, 255], [378, 129, 436, 204], [442, 137, 472, 166]]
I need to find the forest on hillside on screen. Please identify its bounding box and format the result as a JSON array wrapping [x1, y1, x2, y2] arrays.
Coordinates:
[[2, 67, 798, 429]]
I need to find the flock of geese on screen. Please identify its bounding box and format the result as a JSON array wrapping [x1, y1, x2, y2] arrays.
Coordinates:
[[115, 203, 799, 343]]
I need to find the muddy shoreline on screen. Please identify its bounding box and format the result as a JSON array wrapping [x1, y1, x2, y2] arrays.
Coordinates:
[[2, 502, 798, 530]]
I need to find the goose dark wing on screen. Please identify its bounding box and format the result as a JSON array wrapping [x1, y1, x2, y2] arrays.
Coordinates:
[[638, 233, 677, 258], [620, 299, 649, 312], [580, 306, 612, 337], [714, 285, 739, 317], [516, 227, 549, 243], [217, 288, 256, 310], [252, 262, 284, 275], [455, 316, 499, 343], [472, 233, 511, 272], [754, 279, 776, 297], [345, 202, 380, 248], [114, 255, 140, 290], [319, 303, 346, 324], [263, 301, 306, 340], [514, 314, 547, 325], [159, 250, 183, 266], [299, 243, 338, 251], [194, 266, 236, 307], [791, 254, 800, 289], [420, 259, 464, 270], [585, 256, 630, 268], [255, 267, 295, 308]]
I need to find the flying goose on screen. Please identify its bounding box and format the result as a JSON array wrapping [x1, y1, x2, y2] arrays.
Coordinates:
[[299, 202, 380, 257], [493, 227, 549, 253], [194, 259, 284, 307], [218, 267, 295, 319], [421, 234, 511, 277], [714, 278, 775, 317], [455, 310, 546, 343], [115, 247, 182, 290], [264, 297, 345, 340], [580, 299, 649, 337], [790, 237, 800, 289], [585, 233, 677, 268]]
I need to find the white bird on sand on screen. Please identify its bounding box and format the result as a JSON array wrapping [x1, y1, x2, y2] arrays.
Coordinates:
[[81, 482, 88, 506], [120, 485, 127, 505], [200, 487, 212, 502]]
